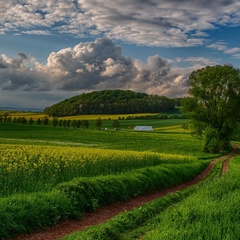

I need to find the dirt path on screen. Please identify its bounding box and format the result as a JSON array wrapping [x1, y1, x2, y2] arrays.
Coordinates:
[[222, 144, 240, 176], [13, 147, 239, 240]]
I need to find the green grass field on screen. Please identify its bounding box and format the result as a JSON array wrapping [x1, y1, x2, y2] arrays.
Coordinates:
[[140, 157, 240, 240], [0, 119, 208, 158], [0, 116, 228, 239], [63, 155, 240, 240]]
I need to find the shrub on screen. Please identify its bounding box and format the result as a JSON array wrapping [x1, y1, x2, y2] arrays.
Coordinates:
[[0, 191, 79, 239]]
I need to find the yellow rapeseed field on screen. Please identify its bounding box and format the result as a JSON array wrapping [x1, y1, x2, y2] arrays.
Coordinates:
[[0, 143, 196, 196], [0, 143, 195, 172]]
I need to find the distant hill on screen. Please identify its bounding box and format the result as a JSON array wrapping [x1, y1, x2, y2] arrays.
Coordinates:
[[0, 107, 43, 112], [44, 90, 176, 117]]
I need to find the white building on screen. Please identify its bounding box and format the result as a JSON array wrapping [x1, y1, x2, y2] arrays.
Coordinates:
[[134, 126, 154, 131]]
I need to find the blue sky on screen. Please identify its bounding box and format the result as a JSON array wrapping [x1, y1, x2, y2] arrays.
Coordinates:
[[0, 0, 240, 109]]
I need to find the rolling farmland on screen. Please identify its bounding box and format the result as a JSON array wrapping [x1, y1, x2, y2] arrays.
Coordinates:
[[0, 114, 238, 239]]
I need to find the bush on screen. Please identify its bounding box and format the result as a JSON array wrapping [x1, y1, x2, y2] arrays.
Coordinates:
[[0, 191, 79, 239], [203, 127, 220, 153], [57, 162, 208, 214], [203, 127, 231, 153]]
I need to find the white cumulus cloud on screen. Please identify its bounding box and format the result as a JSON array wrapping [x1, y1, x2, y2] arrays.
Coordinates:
[[0, 38, 193, 98]]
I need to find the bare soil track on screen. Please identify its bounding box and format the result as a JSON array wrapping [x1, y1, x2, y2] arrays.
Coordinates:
[[13, 146, 240, 240]]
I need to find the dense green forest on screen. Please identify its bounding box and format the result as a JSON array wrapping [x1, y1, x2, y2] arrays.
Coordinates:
[[44, 90, 176, 117]]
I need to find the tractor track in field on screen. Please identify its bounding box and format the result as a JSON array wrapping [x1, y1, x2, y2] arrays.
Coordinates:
[[13, 145, 240, 240]]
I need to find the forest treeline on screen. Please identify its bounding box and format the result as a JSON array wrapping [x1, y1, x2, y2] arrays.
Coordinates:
[[44, 90, 177, 117]]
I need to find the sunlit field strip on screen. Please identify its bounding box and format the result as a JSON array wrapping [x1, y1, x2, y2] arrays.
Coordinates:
[[58, 113, 159, 120], [7, 113, 46, 120], [6, 112, 159, 120], [155, 125, 189, 133], [0, 144, 197, 196]]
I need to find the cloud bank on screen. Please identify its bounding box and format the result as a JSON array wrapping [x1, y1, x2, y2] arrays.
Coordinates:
[[1, 0, 240, 48], [0, 38, 198, 98], [1, 1, 239, 108]]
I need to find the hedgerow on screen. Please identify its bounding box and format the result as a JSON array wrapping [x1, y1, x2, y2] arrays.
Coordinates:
[[57, 162, 209, 213]]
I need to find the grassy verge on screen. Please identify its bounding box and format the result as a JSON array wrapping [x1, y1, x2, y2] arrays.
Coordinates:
[[141, 157, 240, 240], [61, 158, 223, 240], [57, 161, 209, 213], [0, 161, 209, 239]]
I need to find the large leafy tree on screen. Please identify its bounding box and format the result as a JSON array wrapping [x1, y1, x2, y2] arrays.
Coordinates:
[[182, 65, 240, 153]]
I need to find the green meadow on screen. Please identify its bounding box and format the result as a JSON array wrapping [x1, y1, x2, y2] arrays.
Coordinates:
[[1, 118, 205, 157], [0, 114, 234, 239]]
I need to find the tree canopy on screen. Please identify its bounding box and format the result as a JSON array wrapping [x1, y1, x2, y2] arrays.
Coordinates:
[[182, 65, 240, 153], [44, 89, 176, 116]]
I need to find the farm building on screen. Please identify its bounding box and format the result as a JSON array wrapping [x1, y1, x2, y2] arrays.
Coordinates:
[[134, 126, 153, 131]]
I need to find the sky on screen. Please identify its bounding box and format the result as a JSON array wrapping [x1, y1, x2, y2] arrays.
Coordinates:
[[0, 0, 240, 109]]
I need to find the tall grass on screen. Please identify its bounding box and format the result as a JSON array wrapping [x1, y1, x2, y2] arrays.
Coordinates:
[[61, 160, 222, 240], [0, 159, 209, 240], [0, 191, 78, 239], [62, 154, 240, 240], [143, 156, 240, 240]]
